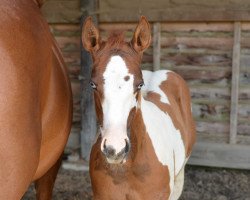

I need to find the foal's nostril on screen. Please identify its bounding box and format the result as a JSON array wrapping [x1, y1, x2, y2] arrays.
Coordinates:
[[102, 138, 130, 162], [124, 139, 130, 154], [103, 139, 107, 150], [104, 146, 116, 157], [103, 140, 116, 157]]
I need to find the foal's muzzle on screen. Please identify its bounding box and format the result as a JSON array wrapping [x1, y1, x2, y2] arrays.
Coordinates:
[[102, 139, 130, 164]]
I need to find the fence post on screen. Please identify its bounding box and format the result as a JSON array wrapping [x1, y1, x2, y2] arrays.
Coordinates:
[[80, 0, 98, 160], [153, 22, 161, 71], [229, 22, 241, 144]]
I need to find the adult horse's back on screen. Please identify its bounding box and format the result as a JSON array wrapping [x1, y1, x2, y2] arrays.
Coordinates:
[[0, 0, 72, 199]]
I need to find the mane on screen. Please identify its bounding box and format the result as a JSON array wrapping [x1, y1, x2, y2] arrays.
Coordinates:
[[98, 30, 135, 56], [106, 31, 126, 49], [33, 0, 44, 7]]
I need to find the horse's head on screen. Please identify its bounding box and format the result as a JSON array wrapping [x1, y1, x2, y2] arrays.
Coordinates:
[[82, 16, 151, 164]]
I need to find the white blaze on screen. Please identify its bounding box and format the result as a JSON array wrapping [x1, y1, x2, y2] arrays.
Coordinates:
[[102, 56, 136, 153]]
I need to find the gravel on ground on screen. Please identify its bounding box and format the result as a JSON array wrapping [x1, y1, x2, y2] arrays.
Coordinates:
[[23, 165, 250, 200]]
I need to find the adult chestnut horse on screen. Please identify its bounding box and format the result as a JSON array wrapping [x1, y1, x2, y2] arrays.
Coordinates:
[[82, 16, 196, 199], [0, 0, 72, 199]]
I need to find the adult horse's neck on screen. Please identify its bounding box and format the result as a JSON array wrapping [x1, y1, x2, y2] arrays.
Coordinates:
[[32, 0, 44, 7]]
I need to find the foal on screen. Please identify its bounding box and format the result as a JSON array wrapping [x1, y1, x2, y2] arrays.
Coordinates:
[[82, 16, 196, 200]]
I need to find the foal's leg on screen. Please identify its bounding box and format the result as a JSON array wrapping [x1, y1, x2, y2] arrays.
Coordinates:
[[170, 167, 185, 200], [35, 155, 63, 200]]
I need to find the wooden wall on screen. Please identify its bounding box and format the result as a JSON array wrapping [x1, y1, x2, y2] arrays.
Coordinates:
[[41, 0, 250, 168], [42, 0, 81, 23], [99, 0, 250, 22], [96, 0, 250, 169], [98, 22, 250, 142], [98, 22, 250, 169]]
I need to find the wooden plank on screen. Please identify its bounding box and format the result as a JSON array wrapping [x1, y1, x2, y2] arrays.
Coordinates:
[[197, 132, 250, 145], [229, 22, 241, 144], [240, 38, 250, 48], [99, 23, 136, 32], [54, 36, 80, 52], [188, 142, 250, 169], [196, 133, 250, 146], [41, 0, 81, 23], [161, 31, 233, 39], [99, 22, 234, 32], [196, 121, 229, 134], [70, 80, 81, 109], [168, 66, 232, 81], [161, 37, 233, 50], [161, 48, 232, 56], [161, 23, 234, 32], [240, 54, 250, 68], [99, 0, 250, 22], [238, 123, 250, 136], [190, 86, 231, 100], [192, 104, 230, 123], [80, 0, 98, 160], [239, 86, 250, 100], [162, 55, 232, 68], [241, 22, 250, 31], [50, 24, 81, 37], [153, 23, 161, 71], [241, 48, 250, 55]]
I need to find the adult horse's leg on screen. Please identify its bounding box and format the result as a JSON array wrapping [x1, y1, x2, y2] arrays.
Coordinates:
[[35, 155, 63, 200]]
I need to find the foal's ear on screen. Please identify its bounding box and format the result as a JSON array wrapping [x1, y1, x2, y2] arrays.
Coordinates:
[[82, 17, 101, 52], [131, 16, 151, 52]]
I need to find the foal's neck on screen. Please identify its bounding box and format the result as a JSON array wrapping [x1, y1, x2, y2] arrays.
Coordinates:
[[129, 95, 150, 159]]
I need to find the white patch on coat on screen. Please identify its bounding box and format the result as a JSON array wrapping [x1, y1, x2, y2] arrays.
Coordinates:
[[142, 70, 170, 104], [140, 70, 186, 196], [141, 70, 152, 98], [101, 55, 136, 154], [140, 98, 185, 193]]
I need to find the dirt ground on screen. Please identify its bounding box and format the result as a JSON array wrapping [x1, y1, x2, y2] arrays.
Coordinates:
[[23, 165, 250, 200]]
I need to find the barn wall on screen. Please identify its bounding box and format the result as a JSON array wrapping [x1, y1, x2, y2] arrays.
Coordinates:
[[99, 23, 250, 144], [99, 22, 250, 168], [96, 0, 250, 169], [41, 0, 250, 168], [99, 0, 250, 22]]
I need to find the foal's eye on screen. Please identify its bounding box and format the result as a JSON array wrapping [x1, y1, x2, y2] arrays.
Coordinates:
[[89, 81, 97, 89], [137, 82, 144, 90]]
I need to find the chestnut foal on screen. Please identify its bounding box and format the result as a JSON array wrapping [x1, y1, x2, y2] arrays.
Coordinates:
[[0, 0, 72, 199], [82, 16, 196, 200]]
